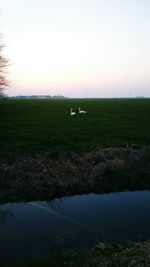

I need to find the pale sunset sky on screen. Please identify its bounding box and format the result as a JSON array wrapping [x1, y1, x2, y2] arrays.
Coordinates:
[[1, 0, 150, 97]]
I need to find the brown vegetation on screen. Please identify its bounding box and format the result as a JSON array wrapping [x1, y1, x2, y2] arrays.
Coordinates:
[[0, 147, 150, 203]]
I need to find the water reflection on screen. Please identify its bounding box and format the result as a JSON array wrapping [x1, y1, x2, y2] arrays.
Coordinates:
[[32, 201, 99, 233], [47, 199, 64, 216], [1, 191, 150, 266], [45, 200, 76, 248], [54, 225, 76, 249], [0, 207, 13, 224]]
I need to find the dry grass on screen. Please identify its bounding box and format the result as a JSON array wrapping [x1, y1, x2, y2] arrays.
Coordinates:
[[0, 147, 150, 203]]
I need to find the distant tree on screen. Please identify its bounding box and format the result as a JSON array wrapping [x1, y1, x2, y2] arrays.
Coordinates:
[[0, 34, 9, 97]]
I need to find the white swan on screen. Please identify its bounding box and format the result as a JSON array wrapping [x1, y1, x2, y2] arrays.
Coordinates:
[[70, 108, 76, 116], [78, 107, 87, 114]]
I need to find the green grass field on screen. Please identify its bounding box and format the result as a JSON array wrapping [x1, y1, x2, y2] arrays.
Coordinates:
[[0, 98, 150, 158]]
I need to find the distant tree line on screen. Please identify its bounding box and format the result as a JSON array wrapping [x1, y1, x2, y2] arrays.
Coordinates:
[[9, 95, 67, 99], [0, 34, 9, 97]]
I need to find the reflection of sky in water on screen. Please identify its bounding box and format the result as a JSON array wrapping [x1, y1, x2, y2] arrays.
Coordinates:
[[1, 191, 150, 266], [0, 208, 13, 224]]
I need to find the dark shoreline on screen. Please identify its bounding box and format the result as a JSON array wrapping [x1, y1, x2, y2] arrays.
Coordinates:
[[1, 147, 150, 266], [0, 147, 150, 204], [5, 240, 150, 267]]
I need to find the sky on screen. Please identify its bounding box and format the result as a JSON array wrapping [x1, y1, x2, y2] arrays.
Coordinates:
[[1, 0, 150, 98]]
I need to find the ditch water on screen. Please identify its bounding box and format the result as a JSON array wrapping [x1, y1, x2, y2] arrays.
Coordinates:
[[1, 190, 150, 266]]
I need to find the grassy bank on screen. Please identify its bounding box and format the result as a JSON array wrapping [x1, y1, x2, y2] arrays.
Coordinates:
[[0, 147, 150, 203], [7, 240, 150, 267], [0, 98, 150, 159]]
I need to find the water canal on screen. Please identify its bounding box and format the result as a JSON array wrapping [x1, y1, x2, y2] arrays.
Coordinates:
[[0, 191, 150, 266]]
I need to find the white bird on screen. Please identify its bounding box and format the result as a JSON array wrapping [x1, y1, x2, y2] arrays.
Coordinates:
[[78, 107, 87, 114], [70, 108, 76, 116]]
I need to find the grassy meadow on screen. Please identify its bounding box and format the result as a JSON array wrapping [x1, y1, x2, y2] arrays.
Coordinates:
[[0, 98, 150, 158]]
